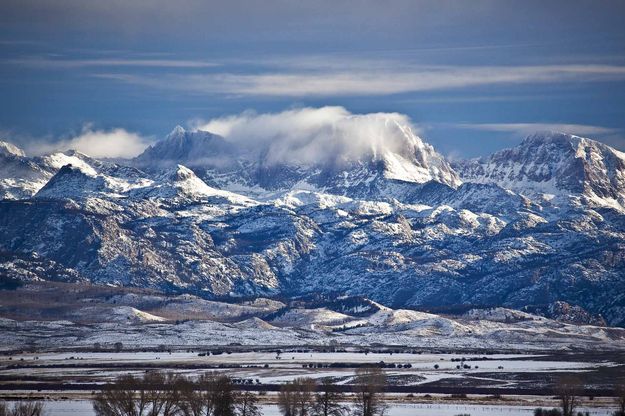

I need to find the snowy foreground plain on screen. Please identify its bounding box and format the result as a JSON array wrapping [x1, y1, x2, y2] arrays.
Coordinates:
[[1, 350, 623, 411], [17, 402, 619, 416], [2, 285, 625, 414], [1, 351, 615, 386]]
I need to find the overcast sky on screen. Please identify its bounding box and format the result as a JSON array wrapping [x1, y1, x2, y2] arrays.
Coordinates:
[[1, 0, 625, 158]]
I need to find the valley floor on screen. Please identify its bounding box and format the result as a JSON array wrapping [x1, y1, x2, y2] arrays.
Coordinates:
[[2, 282, 625, 415], [1, 349, 623, 395]]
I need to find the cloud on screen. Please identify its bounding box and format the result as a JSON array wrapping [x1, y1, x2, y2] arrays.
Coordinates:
[[454, 122, 620, 137], [96, 63, 625, 97], [192, 106, 427, 166], [28, 126, 151, 158]]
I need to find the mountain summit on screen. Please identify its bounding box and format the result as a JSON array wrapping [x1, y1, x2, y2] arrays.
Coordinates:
[[456, 132, 625, 211], [134, 126, 237, 169], [0, 140, 26, 157], [133, 117, 461, 201]]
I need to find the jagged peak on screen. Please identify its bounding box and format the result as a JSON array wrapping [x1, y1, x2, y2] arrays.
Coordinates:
[[62, 149, 91, 159], [162, 126, 220, 144], [522, 130, 579, 143], [163, 164, 200, 182], [519, 131, 592, 151], [457, 130, 625, 211], [134, 127, 233, 169], [155, 164, 223, 196], [142, 163, 255, 205], [0, 140, 26, 157], [471, 131, 623, 165], [168, 125, 186, 137], [55, 163, 97, 177], [174, 163, 194, 177], [34, 163, 109, 200], [517, 131, 624, 158]]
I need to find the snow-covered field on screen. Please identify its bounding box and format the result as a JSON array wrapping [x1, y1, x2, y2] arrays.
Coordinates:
[[11, 401, 619, 416], [4, 351, 606, 373], [0, 350, 618, 390]]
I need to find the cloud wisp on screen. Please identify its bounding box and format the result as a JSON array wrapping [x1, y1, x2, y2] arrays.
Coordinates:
[[24, 126, 152, 159], [192, 106, 428, 167], [95, 63, 625, 97]]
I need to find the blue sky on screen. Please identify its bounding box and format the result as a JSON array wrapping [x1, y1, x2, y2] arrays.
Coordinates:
[[1, 0, 625, 158]]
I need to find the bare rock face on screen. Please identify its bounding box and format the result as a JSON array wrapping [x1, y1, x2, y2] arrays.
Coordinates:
[[546, 301, 607, 326], [1, 129, 625, 327]]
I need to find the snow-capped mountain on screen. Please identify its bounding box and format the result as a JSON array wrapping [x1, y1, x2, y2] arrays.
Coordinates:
[[0, 141, 25, 157], [130, 165, 256, 206], [0, 140, 53, 199], [134, 126, 239, 170], [456, 132, 625, 211], [133, 124, 460, 202], [0, 141, 149, 200], [1, 128, 625, 328]]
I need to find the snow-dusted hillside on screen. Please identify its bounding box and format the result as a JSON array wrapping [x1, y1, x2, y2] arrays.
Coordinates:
[[1, 127, 625, 329], [2, 292, 624, 351]]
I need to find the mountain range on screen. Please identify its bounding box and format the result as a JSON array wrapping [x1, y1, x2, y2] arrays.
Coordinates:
[[1, 120, 624, 327]]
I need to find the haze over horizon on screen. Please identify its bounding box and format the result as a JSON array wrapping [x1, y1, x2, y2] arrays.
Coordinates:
[[2, 0, 625, 159]]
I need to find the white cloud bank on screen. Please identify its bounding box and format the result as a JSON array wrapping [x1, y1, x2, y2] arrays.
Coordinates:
[[193, 106, 429, 167], [30, 126, 151, 158], [98, 63, 625, 97]]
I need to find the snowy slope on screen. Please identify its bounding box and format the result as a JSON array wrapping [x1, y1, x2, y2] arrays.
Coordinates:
[[0, 141, 53, 199], [0, 145, 151, 200], [133, 124, 461, 202], [1, 128, 625, 329], [456, 132, 625, 211]]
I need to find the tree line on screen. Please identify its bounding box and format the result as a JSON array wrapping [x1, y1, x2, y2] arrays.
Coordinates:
[[91, 367, 387, 416], [0, 401, 45, 416], [534, 377, 625, 416]]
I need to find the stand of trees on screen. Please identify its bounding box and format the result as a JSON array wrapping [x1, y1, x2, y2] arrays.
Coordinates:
[[277, 378, 315, 416], [615, 383, 625, 416], [93, 372, 261, 416], [94, 368, 388, 416], [556, 376, 583, 416], [93, 367, 386, 416], [352, 367, 386, 416], [277, 368, 386, 416], [0, 401, 45, 416], [532, 376, 625, 416], [313, 378, 349, 416]]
